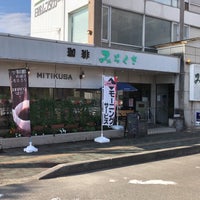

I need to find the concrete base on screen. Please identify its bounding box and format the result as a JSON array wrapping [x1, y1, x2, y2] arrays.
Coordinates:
[[0, 130, 123, 149], [147, 127, 176, 135]]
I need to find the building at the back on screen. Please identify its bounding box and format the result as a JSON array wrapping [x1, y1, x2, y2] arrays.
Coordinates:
[[31, 0, 200, 51], [31, 0, 88, 43]]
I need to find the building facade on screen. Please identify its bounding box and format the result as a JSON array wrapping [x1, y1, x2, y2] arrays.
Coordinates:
[[1, 0, 200, 133], [29, 0, 200, 129], [157, 38, 200, 129], [0, 34, 179, 132]]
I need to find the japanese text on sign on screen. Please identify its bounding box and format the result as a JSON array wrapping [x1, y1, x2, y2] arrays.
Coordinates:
[[66, 46, 138, 67], [9, 69, 27, 98], [102, 76, 117, 126], [67, 48, 90, 59], [99, 50, 137, 65], [194, 73, 200, 84]]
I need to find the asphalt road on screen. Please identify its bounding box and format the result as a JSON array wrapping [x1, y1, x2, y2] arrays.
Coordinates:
[[0, 153, 200, 200]]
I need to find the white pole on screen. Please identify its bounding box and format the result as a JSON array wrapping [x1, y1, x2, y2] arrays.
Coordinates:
[[101, 75, 104, 137]]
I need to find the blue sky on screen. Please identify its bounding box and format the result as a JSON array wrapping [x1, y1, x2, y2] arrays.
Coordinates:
[[0, 0, 31, 35]]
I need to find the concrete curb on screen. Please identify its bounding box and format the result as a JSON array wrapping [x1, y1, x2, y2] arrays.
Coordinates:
[[0, 130, 123, 149], [37, 144, 200, 180]]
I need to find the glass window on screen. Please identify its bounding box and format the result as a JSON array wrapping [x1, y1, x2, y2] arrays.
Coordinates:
[[70, 7, 88, 44], [111, 8, 143, 46], [152, 0, 178, 7], [102, 6, 109, 40], [172, 23, 189, 41], [172, 0, 178, 7], [184, 25, 189, 39], [172, 23, 179, 42], [190, 0, 200, 14], [190, 26, 200, 38], [145, 16, 171, 46]]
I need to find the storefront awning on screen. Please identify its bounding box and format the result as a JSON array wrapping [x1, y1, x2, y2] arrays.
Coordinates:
[[117, 82, 137, 91]]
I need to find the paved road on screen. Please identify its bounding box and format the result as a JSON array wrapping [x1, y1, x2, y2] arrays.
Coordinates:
[[0, 154, 200, 200], [1, 131, 200, 186]]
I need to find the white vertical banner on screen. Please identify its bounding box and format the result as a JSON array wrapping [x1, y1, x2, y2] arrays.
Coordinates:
[[190, 64, 200, 101], [102, 76, 117, 126]]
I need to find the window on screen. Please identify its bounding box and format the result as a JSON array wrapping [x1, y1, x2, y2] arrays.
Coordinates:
[[152, 0, 178, 7], [190, 0, 200, 14], [102, 6, 187, 49], [172, 23, 179, 42], [111, 8, 143, 46], [184, 25, 189, 39], [69, 7, 88, 44], [102, 6, 109, 40], [172, 0, 178, 7], [185, 0, 189, 10], [145, 16, 171, 46], [190, 26, 200, 38], [172, 23, 189, 41]]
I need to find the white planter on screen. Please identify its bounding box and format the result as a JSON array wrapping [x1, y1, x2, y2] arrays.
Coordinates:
[[0, 130, 124, 149]]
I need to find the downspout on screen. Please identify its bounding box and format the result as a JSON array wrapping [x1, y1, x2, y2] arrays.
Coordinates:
[[179, 0, 185, 40], [142, 0, 146, 51], [63, 0, 66, 41]]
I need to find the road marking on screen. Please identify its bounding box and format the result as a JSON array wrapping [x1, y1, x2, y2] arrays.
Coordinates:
[[128, 179, 177, 185], [109, 179, 117, 183]]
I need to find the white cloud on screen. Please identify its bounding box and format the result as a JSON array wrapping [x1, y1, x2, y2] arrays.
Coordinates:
[[0, 12, 30, 36]]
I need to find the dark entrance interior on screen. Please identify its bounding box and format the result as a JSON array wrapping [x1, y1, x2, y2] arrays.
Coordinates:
[[156, 84, 174, 125]]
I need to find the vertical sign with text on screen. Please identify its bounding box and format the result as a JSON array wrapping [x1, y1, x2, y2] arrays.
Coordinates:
[[102, 76, 117, 126], [9, 68, 31, 135], [190, 64, 200, 101]]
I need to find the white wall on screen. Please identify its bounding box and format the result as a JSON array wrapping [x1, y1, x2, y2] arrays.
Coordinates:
[[31, 0, 88, 41], [31, 0, 65, 40], [185, 11, 200, 27]]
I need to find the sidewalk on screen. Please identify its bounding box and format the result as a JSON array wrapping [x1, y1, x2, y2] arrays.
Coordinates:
[[0, 131, 200, 186]]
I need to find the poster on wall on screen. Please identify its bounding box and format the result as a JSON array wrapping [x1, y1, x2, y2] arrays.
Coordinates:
[[190, 64, 200, 101], [195, 111, 200, 126], [102, 76, 117, 126], [8, 68, 31, 136]]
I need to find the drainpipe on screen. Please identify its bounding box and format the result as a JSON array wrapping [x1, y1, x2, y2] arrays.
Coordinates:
[[63, 0, 66, 41], [179, 0, 185, 40], [142, 0, 146, 51]]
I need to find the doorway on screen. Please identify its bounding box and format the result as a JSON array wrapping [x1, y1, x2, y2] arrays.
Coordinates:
[[156, 84, 174, 125]]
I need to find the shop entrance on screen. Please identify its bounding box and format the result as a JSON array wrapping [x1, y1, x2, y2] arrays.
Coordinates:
[[156, 84, 174, 125]]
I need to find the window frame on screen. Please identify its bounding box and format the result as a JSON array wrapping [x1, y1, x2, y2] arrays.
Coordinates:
[[150, 0, 179, 7], [68, 6, 88, 43]]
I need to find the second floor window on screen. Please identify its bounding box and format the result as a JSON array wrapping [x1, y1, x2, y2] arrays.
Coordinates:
[[111, 8, 143, 46], [69, 7, 88, 44], [145, 16, 171, 46]]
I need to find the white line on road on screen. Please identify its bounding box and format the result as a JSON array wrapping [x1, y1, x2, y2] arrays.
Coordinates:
[[128, 180, 177, 185]]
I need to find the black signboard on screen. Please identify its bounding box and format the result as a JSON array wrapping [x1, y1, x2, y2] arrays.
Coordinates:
[[126, 113, 139, 137]]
